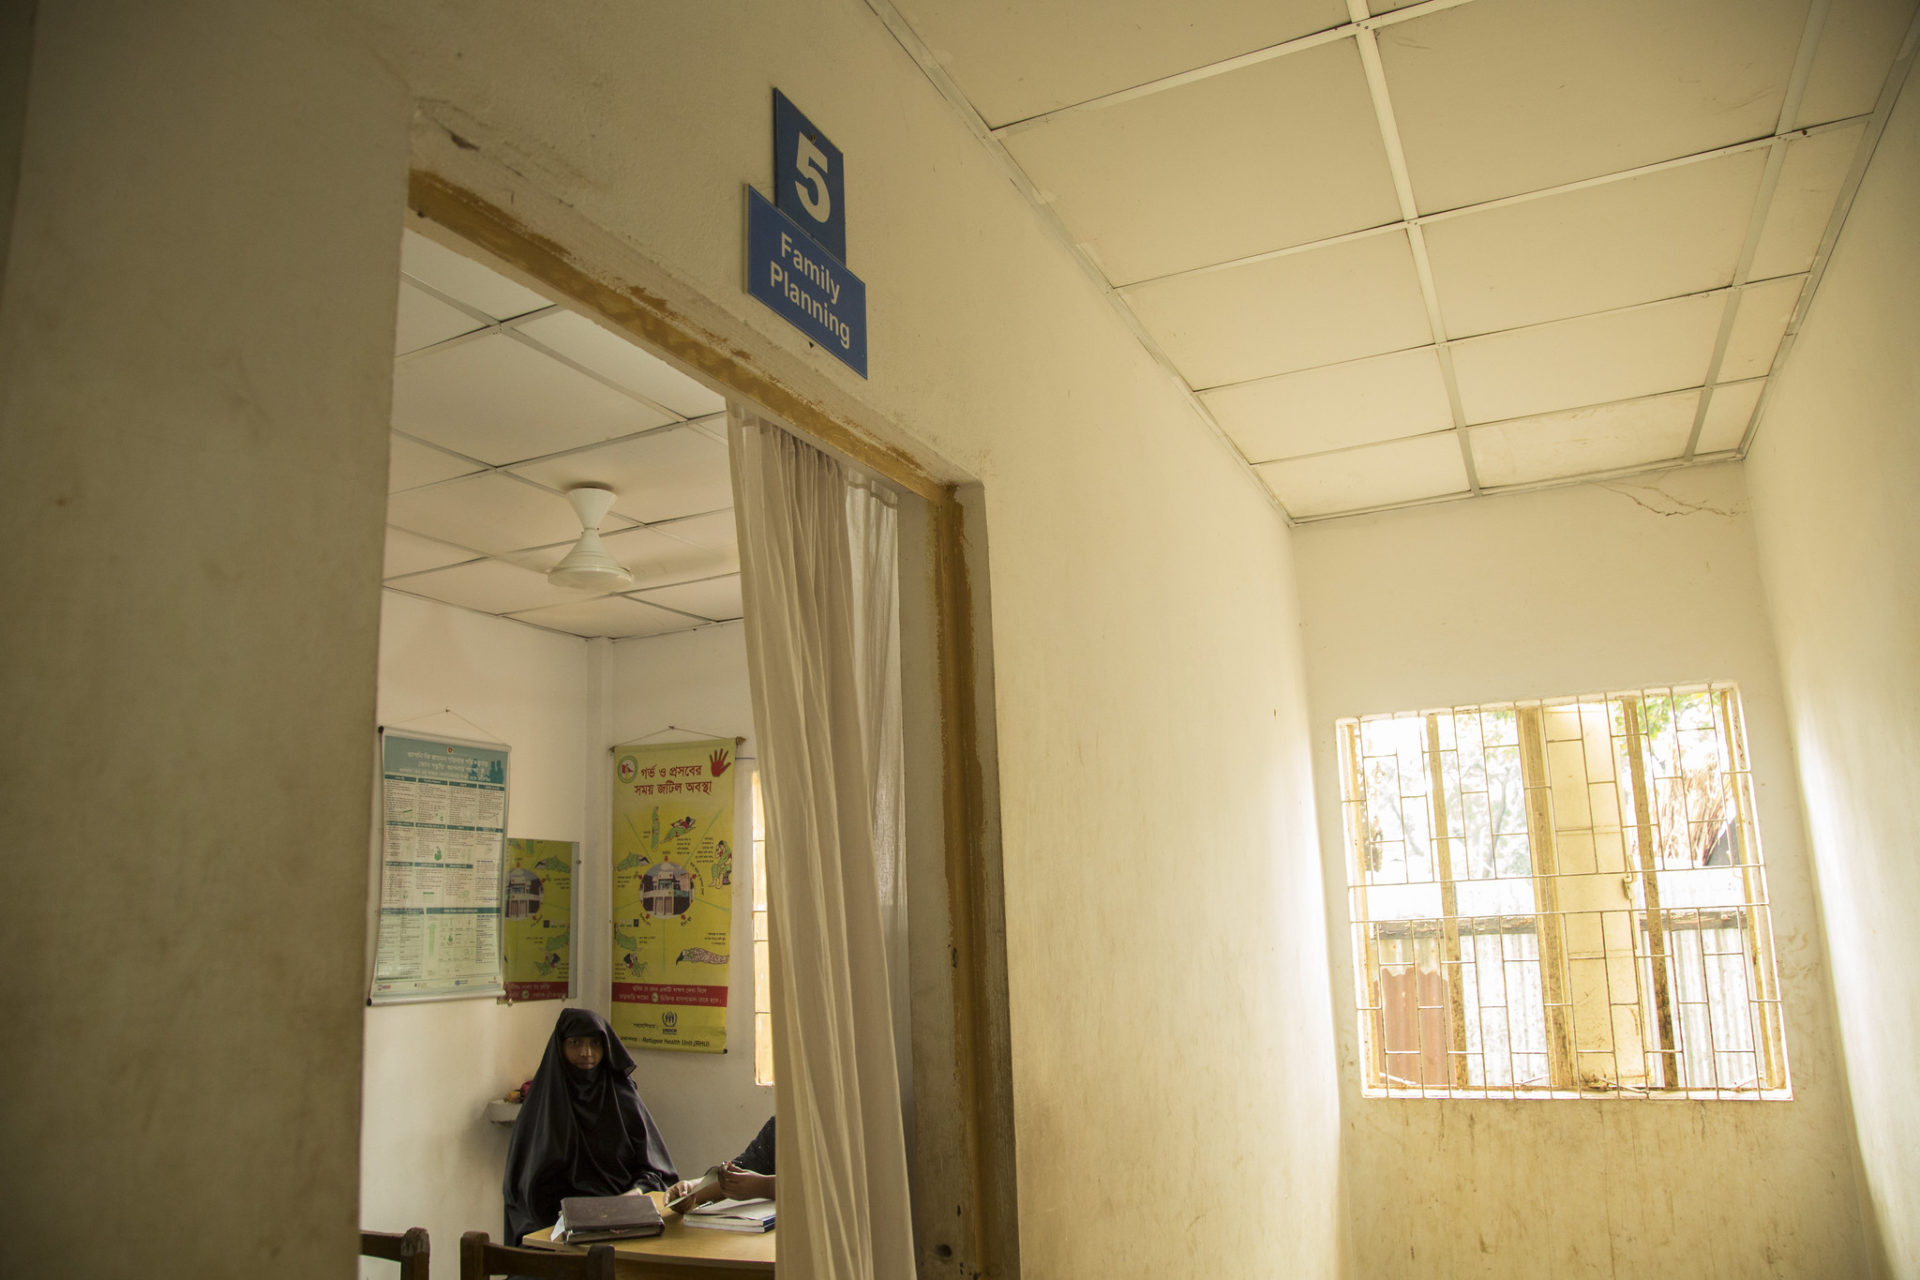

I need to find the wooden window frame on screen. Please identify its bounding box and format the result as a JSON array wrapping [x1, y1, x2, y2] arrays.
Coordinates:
[[1341, 686, 1788, 1100]]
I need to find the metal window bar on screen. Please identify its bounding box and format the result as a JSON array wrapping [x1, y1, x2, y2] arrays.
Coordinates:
[[1620, 694, 1680, 1088], [1339, 725, 1389, 1087], [1341, 685, 1789, 1099], [1515, 704, 1577, 1090], [1424, 713, 1472, 1090], [1719, 688, 1787, 1089]]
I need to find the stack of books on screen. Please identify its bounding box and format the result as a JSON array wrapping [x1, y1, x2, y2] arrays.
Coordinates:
[[549, 1193, 665, 1244], [683, 1198, 777, 1234]]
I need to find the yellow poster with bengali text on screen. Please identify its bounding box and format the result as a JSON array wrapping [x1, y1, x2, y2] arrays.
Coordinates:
[[610, 739, 737, 1054], [503, 838, 573, 1001]]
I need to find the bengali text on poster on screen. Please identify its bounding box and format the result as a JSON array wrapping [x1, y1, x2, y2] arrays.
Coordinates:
[[609, 738, 736, 1053]]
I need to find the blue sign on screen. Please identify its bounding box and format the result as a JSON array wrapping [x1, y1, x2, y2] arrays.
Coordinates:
[[747, 186, 867, 378], [772, 89, 846, 263]]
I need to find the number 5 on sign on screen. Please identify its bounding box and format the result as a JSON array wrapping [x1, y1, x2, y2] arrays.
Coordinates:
[[773, 89, 847, 264]]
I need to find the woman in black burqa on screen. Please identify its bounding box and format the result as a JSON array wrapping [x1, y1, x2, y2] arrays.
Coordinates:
[[502, 1008, 678, 1245]]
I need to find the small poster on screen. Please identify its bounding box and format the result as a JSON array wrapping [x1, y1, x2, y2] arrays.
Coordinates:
[[372, 731, 508, 1003], [610, 738, 737, 1053], [504, 838, 574, 1001]]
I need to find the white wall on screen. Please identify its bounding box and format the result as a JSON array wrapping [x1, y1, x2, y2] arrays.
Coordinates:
[[351, 6, 1347, 1276], [608, 621, 774, 1175], [10, 3, 1343, 1275], [0, 5, 405, 1277], [1293, 465, 1866, 1277], [1745, 61, 1919, 1279], [362, 591, 598, 1272]]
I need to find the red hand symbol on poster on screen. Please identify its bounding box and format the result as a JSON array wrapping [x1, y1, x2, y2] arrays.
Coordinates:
[[709, 749, 732, 777]]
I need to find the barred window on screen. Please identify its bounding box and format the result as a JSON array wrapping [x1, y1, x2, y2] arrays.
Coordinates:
[[1338, 685, 1787, 1099]]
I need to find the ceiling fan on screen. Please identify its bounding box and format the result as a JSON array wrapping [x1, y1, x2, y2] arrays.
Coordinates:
[[546, 486, 633, 592]]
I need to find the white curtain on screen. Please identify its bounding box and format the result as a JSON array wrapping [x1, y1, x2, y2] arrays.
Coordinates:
[[728, 404, 914, 1280], [844, 461, 913, 1128]]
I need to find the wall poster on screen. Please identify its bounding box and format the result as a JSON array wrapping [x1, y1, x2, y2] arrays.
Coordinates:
[[503, 838, 575, 1001], [610, 738, 737, 1054], [371, 730, 508, 1003]]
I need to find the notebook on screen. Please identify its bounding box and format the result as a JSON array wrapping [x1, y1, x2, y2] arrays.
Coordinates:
[[683, 1197, 776, 1233], [553, 1192, 665, 1242]]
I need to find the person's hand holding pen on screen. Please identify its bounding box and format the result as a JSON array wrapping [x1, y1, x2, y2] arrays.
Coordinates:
[[717, 1161, 775, 1200], [668, 1162, 774, 1211]]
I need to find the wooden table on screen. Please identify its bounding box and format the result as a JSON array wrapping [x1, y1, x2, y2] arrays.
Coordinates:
[[521, 1191, 775, 1279]]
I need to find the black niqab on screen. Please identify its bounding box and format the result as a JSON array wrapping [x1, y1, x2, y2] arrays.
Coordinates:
[[503, 1008, 677, 1244]]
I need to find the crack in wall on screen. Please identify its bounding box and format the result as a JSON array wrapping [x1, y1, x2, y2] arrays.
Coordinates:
[[1599, 480, 1746, 519]]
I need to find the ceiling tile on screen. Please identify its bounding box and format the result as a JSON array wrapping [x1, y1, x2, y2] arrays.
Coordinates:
[[382, 527, 481, 579], [394, 281, 483, 356], [1469, 389, 1699, 487], [509, 427, 733, 525], [1793, 0, 1915, 127], [510, 595, 704, 640], [632, 514, 740, 589], [1124, 230, 1432, 388], [1451, 293, 1722, 424], [1424, 149, 1768, 336], [1255, 432, 1469, 517], [649, 510, 740, 554], [392, 333, 677, 465], [686, 418, 727, 446], [631, 574, 744, 623], [400, 229, 552, 321], [389, 556, 613, 615], [1201, 346, 1452, 461], [1721, 276, 1805, 380], [389, 433, 484, 493], [1003, 40, 1401, 284], [1749, 124, 1865, 279], [508, 520, 739, 591], [512, 311, 727, 418], [388, 472, 633, 557], [1380, 0, 1805, 211], [1696, 378, 1767, 454], [891, 0, 1349, 126]]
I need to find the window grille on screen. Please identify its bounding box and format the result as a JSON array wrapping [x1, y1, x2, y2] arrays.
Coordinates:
[[1338, 684, 1787, 1099]]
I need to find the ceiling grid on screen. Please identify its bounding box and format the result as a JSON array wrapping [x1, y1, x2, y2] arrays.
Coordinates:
[[1739, 1, 1920, 453], [1683, 0, 1830, 458], [380, 228, 745, 640], [396, 279, 705, 431], [1118, 114, 1868, 300], [861, 0, 1300, 526], [986, 0, 1482, 139], [878, 0, 1916, 520], [380, 0, 1919, 633], [1347, 0, 1482, 494]]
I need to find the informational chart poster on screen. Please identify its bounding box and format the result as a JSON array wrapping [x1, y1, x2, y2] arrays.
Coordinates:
[[610, 738, 737, 1053], [371, 731, 508, 1003], [504, 838, 574, 1001]]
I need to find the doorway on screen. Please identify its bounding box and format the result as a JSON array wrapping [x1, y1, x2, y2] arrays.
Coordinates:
[[362, 168, 1018, 1278]]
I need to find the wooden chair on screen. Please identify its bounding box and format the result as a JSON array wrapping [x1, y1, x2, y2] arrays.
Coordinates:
[[460, 1230, 615, 1280], [361, 1228, 430, 1280]]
